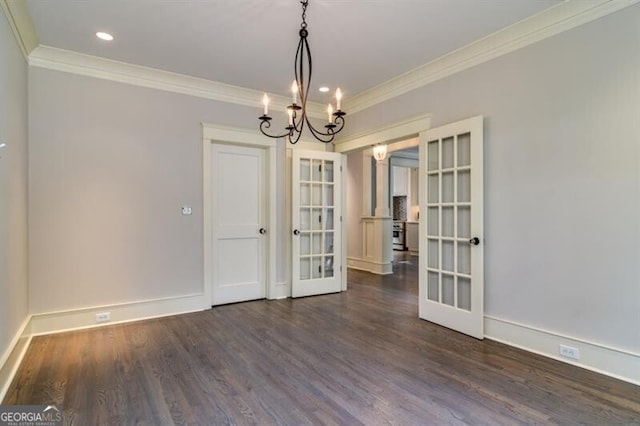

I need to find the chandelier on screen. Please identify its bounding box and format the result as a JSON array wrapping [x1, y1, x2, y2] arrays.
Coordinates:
[[258, 0, 346, 144]]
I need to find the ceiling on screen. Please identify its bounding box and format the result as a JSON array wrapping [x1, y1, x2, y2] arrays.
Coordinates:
[[24, 0, 563, 103]]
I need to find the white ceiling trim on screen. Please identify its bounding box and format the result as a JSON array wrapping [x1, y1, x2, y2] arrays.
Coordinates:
[[1, 0, 38, 59], [28, 45, 328, 120], [17, 0, 639, 118], [334, 114, 432, 154], [344, 0, 640, 114]]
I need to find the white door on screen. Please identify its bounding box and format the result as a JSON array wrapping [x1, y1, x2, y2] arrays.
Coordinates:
[[211, 144, 267, 305], [292, 150, 343, 297], [419, 116, 484, 339]]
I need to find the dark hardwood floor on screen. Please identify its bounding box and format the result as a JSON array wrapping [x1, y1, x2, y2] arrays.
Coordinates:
[[4, 253, 640, 425]]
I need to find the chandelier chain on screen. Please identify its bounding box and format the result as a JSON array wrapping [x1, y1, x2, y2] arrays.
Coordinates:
[[300, 0, 308, 29]]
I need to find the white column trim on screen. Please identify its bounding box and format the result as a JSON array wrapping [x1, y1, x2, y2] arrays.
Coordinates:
[[375, 158, 390, 217], [362, 151, 373, 216]]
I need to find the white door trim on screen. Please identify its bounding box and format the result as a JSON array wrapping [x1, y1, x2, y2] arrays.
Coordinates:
[[333, 114, 432, 154], [202, 123, 277, 307]]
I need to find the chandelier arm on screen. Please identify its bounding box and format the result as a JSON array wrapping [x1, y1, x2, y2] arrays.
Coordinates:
[[288, 121, 304, 144], [259, 117, 293, 139], [301, 36, 312, 114], [289, 108, 302, 134], [332, 114, 346, 132], [305, 118, 337, 143], [294, 36, 304, 98], [294, 48, 308, 131], [305, 112, 345, 139], [291, 37, 306, 134], [287, 112, 306, 144]]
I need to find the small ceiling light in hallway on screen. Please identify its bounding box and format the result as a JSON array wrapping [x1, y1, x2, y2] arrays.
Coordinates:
[[373, 144, 388, 162]]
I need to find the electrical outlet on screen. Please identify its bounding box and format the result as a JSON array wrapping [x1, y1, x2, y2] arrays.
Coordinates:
[[95, 312, 111, 323], [559, 344, 580, 360]]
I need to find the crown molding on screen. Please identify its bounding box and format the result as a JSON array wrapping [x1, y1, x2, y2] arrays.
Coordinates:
[[1, 0, 38, 59], [18, 0, 640, 118], [28, 45, 328, 120], [345, 0, 640, 114], [334, 113, 431, 153]]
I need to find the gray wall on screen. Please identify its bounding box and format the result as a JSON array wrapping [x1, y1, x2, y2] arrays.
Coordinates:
[[346, 6, 640, 353], [0, 14, 29, 361], [28, 68, 288, 313]]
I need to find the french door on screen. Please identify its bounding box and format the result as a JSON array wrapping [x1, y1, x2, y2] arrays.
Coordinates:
[[292, 150, 343, 297], [419, 116, 484, 339]]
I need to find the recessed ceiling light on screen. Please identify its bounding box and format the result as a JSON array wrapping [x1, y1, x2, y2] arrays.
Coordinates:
[[319, 87, 330, 93], [96, 32, 114, 41]]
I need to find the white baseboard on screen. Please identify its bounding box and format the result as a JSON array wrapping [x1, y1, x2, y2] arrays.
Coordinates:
[[4, 293, 637, 403], [485, 316, 640, 386], [0, 316, 33, 402], [347, 256, 393, 275], [270, 281, 290, 300], [1, 293, 207, 401], [30, 293, 206, 336]]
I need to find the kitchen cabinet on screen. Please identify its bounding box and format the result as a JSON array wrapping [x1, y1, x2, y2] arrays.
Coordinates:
[[409, 168, 419, 221], [406, 222, 419, 255], [410, 168, 419, 204], [392, 166, 409, 196]]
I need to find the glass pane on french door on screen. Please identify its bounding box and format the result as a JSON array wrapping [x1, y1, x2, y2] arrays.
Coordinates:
[[425, 132, 473, 311], [293, 150, 343, 298], [299, 159, 335, 280], [420, 116, 483, 339]]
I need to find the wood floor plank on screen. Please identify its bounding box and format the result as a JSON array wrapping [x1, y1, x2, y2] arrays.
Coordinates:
[[3, 254, 639, 424]]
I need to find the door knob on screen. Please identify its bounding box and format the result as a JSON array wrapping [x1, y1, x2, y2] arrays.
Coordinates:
[[469, 237, 480, 245], [259, 228, 267, 235], [293, 229, 300, 236]]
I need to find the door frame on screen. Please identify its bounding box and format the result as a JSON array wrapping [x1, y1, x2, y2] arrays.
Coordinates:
[[333, 114, 432, 275], [202, 123, 277, 307]]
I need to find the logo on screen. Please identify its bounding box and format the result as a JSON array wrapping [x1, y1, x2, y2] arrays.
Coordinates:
[[0, 405, 63, 426]]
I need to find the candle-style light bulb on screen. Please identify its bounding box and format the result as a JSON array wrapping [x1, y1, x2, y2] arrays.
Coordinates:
[[335, 88, 342, 110], [262, 93, 269, 116], [327, 104, 334, 123], [291, 81, 298, 104], [287, 108, 294, 126]]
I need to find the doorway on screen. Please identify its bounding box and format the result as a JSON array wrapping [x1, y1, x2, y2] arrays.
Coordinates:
[[210, 143, 267, 305], [338, 115, 485, 340], [202, 124, 277, 307]]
